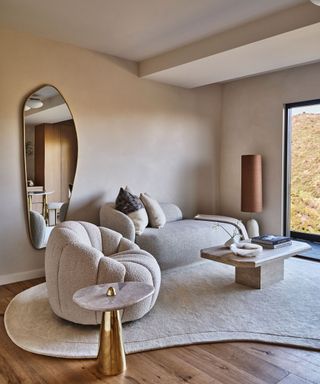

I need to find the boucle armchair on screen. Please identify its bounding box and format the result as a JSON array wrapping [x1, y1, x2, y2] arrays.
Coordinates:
[[45, 221, 161, 325]]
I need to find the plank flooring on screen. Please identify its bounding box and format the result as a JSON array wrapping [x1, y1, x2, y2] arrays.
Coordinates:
[[0, 279, 319, 384]]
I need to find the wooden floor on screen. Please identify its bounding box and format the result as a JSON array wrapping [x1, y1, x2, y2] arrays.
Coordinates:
[[1, 279, 320, 384]]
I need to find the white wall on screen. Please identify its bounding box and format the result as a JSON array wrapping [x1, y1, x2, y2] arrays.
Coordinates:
[[220, 62, 320, 234], [0, 28, 221, 284]]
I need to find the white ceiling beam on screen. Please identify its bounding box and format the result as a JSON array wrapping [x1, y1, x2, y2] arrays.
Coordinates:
[[142, 23, 320, 88], [139, 2, 320, 85]]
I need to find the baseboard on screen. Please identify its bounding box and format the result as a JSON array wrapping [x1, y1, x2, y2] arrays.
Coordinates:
[[0, 268, 45, 286]]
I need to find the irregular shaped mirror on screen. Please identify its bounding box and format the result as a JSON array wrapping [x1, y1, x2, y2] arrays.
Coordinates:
[[23, 85, 78, 249]]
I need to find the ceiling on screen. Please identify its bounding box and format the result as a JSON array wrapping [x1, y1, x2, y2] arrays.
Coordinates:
[[1, 0, 320, 88], [25, 104, 72, 125], [31, 86, 60, 100], [0, 0, 307, 61]]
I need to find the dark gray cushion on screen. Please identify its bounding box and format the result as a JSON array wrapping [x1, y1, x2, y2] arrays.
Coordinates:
[[116, 187, 144, 214]]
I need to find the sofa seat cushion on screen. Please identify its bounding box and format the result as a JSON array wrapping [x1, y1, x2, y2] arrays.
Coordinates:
[[136, 219, 237, 270]]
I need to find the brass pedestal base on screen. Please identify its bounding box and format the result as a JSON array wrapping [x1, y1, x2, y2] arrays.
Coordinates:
[[97, 310, 126, 376]]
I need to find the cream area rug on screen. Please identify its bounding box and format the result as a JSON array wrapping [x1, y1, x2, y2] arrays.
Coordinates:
[[4, 258, 320, 358]]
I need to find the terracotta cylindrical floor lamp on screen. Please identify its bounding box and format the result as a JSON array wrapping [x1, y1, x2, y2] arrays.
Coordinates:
[[241, 154, 262, 238]]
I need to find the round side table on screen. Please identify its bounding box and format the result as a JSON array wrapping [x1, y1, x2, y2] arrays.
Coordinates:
[[73, 282, 154, 376]]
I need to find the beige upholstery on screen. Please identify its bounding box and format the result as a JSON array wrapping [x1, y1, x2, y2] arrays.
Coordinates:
[[45, 221, 161, 325]]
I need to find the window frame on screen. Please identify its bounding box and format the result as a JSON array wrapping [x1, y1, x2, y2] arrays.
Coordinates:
[[284, 98, 320, 242]]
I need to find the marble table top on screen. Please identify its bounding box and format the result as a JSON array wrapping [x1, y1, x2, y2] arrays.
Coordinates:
[[201, 240, 311, 268], [73, 282, 154, 312]]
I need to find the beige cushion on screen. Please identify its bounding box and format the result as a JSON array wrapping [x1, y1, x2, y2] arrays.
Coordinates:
[[128, 209, 148, 235], [140, 193, 166, 228]]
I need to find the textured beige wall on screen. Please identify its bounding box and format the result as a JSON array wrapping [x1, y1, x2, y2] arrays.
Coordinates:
[[0, 28, 221, 282], [220, 62, 320, 234]]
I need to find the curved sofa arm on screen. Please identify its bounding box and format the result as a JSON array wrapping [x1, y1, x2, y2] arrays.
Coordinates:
[[159, 203, 183, 222], [100, 203, 135, 242], [194, 214, 249, 240]]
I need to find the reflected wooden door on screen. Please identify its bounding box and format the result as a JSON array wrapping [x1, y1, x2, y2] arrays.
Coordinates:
[[34, 120, 77, 204]]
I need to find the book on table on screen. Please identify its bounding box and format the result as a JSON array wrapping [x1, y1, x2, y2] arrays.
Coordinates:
[[251, 235, 292, 248], [259, 241, 292, 249]]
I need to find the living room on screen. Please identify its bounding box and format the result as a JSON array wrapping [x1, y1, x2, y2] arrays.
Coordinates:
[[0, 1, 320, 383]]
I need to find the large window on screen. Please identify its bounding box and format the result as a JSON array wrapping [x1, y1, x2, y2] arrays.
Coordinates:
[[284, 99, 320, 241]]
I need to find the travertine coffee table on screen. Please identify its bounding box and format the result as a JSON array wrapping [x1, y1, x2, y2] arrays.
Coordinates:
[[73, 282, 154, 376], [201, 240, 311, 289]]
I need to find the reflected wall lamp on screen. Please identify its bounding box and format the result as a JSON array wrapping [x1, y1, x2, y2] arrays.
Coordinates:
[[241, 154, 263, 238]]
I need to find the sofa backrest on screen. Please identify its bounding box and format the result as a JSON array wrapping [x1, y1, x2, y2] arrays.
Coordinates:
[[159, 203, 183, 223]]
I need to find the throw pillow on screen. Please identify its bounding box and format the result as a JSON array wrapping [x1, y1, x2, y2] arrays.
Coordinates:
[[140, 193, 166, 228], [115, 188, 148, 235]]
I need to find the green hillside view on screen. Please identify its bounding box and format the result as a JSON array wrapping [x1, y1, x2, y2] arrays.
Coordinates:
[[290, 113, 320, 235]]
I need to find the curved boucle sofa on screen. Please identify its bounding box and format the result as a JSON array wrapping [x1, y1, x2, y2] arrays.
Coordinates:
[[100, 203, 248, 270], [45, 221, 161, 325]]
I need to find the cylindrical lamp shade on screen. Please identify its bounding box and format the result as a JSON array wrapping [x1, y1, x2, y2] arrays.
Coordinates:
[[241, 154, 262, 213]]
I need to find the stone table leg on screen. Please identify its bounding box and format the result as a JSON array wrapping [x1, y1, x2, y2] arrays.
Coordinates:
[[235, 259, 284, 289]]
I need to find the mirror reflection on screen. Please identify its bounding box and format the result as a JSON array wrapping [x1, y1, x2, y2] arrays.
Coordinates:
[[23, 85, 78, 249]]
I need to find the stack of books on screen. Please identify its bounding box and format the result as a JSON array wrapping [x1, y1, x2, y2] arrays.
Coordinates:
[[251, 235, 292, 249]]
